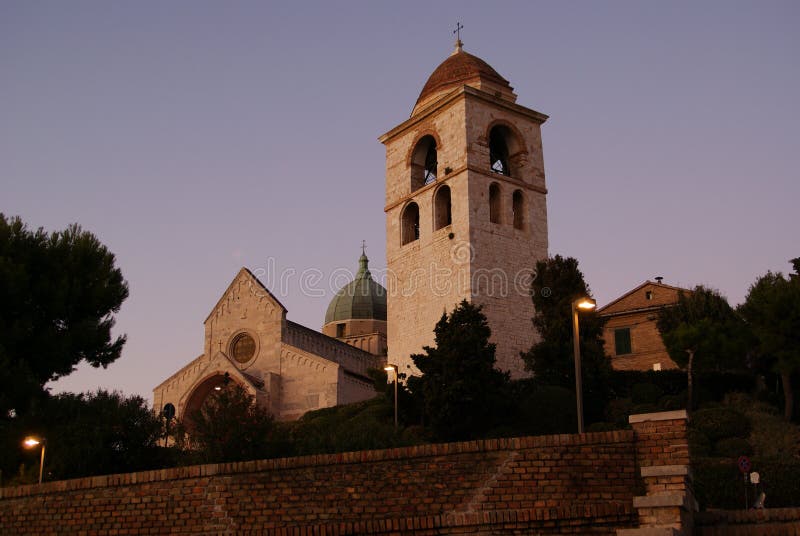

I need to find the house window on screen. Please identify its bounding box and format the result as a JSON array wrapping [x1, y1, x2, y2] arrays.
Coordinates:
[[336, 323, 346, 337], [614, 328, 632, 355], [646, 291, 653, 300]]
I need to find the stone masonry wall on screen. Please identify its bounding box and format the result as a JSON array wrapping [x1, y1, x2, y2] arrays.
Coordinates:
[[1, 430, 638, 535]]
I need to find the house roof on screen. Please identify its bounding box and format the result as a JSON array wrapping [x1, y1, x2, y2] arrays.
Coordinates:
[[597, 280, 691, 315]]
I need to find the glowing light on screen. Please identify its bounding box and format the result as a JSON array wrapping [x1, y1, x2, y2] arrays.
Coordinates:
[[23, 437, 41, 448], [576, 298, 596, 310]]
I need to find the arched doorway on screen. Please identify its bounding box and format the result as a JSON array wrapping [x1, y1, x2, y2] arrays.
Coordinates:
[[182, 372, 238, 421]]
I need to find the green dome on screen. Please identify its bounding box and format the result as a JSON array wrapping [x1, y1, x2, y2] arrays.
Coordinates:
[[325, 252, 387, 324]]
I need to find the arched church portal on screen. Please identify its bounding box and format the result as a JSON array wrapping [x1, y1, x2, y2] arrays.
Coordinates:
[[182, 372, 243, 422]]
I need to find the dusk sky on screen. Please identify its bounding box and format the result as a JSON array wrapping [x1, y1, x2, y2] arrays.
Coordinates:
[[1, 1, 797, 402]]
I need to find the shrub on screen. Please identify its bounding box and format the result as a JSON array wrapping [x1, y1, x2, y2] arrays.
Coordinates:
[[692, 407, 750, 441], [722, 393, 800, 459], [658, 394, 686, 411], [289, 398, 423, 455], [688, 429, 712, 458], [713, 437, 753, 458], [513, 384, 577, 436], [695, 372, 756, 404], [609, 370, 686, 397], [631, 383, 664, 405], [694, 458, 800, 509]]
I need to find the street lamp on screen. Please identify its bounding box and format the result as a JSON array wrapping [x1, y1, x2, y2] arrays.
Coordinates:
[[22, 436, 46, 484], [571, 297, 596, 434], [384, 363, 399, 431]]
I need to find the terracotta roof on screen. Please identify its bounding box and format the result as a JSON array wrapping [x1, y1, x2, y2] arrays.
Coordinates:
[[414, 46, 512, 111]]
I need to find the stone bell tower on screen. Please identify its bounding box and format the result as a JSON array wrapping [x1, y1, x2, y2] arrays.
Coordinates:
[[379, 39, 549, 378]]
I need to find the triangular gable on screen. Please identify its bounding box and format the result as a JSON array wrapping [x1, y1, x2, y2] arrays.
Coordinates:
[[598, 280, 690, 316], [204, 267, 287, 324]]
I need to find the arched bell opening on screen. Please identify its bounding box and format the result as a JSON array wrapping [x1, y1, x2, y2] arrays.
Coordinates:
[[488, 124, 525, 178], [410, 135, 438, 191]]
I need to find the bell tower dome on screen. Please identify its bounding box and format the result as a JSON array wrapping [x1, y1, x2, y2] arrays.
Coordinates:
[[379, 41, 549, 378]]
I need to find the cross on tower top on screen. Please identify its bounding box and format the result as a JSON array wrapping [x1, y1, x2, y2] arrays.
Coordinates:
[[361, 240, 367, 256], [453, 22, 464, 53]]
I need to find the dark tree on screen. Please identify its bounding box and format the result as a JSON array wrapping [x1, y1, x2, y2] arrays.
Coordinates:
[[0, 214, 129, 417], [657, 286, 750, 412], [739, 260, 800, 420], [520, 255, 610, 423], [2, 390, 164, 484], [176, 383, 278, 463], [407, 300, 510, 441]]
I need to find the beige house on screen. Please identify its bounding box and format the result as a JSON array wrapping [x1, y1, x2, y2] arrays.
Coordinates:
[[598, 280, 691, 371]]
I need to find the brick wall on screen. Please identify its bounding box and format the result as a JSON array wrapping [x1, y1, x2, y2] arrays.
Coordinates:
[[1, 430, 637, 535]]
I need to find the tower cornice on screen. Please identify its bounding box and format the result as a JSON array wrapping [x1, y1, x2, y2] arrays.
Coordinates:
[[379, 86, 548, 146]]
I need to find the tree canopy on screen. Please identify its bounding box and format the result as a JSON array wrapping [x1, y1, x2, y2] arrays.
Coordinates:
[[520, 255, 610, 423], [739, 259, 800, 420], [407, 300, 511, 441], [1, 390, 165, 484], [657, 286, 750, 411], [0, 214, 129, 417], [176, 383, 279, 463]]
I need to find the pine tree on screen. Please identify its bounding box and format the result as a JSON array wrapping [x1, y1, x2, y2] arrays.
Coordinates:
[[407, 301, 510, 441]]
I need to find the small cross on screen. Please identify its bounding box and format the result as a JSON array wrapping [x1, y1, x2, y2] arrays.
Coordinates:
[[453, 22, 464, 42], [361, 240, 367, 255]]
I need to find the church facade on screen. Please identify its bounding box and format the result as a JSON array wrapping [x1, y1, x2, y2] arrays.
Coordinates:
[[153, 257, 387, 422], [153, 39, 549, 420]]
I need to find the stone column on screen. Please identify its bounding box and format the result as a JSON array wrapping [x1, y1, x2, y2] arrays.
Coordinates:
[[618, 410, 697, 536]]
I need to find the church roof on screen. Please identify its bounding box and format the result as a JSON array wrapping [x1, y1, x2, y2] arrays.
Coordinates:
[[413, 41, 515, 115], [324, 251, 387, 325]]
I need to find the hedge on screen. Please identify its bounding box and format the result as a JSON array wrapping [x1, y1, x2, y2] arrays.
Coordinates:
[[694, 458, 800, 509]]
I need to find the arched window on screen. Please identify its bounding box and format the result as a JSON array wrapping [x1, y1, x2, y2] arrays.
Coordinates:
[[489, 183, 501, 224], [512, 190, 525, 230], [410, 135, 438, 191], [401, 202, 420, 245], [434, 185, 452, 230], [489, 127, 511, 176]]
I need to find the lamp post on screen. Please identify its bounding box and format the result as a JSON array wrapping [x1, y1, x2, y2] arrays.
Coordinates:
[[571, 297, 597, 434], [22, 436, 46, 484], [384, 363, 399, 431]]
